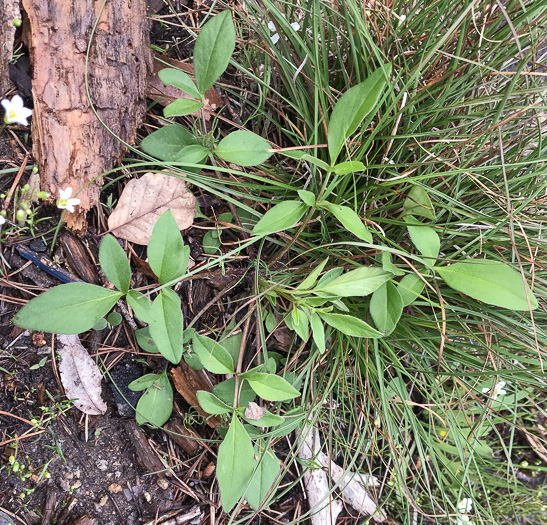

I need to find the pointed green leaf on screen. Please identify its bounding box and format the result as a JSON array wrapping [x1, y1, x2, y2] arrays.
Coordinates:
[[319, 201, 372, 242], [215, 130, 273, 167], [252, 201, 308, 236], [310, 312, 325, 352], [328, 63, 392, 164], [318, 312, 382, 338], [164, 98, 204, 117], [192, 333, 234, 374], [247, 373, 300, 402], [245, 445, 281, 510], [217, 417, 254, 512], [333, 161, 366, 175], [369, 281, 403, 335], [291, 307, 309, 341], [135, 371, 173, 427], [158, 68, 201, 99], [314, 266, 391, 297], [197, 391, 233, 415], [403, 185, 435, 220], [295, 258, 329, 291], [134, 327, 159, 353], [148, 288, 183, 364], [140, 124, 198, 161], [148, 209, 189, 284], [297, 190, 316, 207], [128, 373, 161, 392], [405, 216, 440, 264], [13, 283, 122, 334], [397, 274, 425, 306], [436, 261, 538, 311], [194, 11, 236, 94], [126, 290, 154, 324], [173, 144, 209, 163], [99, 234, 131, 293], [381, 251, 405, 276]]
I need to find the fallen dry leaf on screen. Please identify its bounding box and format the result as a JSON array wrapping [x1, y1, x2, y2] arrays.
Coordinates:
[[57, 334, 107, 415], [245, 401, 265, 421], [107, 172, 196, 245]]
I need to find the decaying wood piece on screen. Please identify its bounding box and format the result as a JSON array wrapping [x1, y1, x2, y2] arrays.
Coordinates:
[[297, 422, 386, 524], [22, 0, 153, 229], [170, 362, 221, 428], [0, 0, 20, 97], [164, 418, 202, 456]]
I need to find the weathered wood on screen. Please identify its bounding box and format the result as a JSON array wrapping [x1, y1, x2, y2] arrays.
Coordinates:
[[0, 0, 20, 97], [22, 0, 153, 229]]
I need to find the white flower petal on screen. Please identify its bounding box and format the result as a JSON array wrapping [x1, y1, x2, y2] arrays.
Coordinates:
[[59, 187, 73, 200], [11, 95, 24, 110], [290, 21, 301, 31], [0, 215, 5, 226], [1, 99, 9, 111], [482, 387, 490, 394], [68, 198, 80, 207], [66, 203, 75, 213], [271, 33, 280, 44], [267, 21, 276, 31]]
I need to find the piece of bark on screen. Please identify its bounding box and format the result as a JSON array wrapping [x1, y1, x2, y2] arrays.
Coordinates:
[[59, 232, 98, 284], [123, 420, 172, 478], [170, 362, 220, 428], [22, 0, 153, 230], [164, 419, 202, 456], [148, 55, 224, 120], [0, 0, 20, 98], [41, 483, 58, 525]]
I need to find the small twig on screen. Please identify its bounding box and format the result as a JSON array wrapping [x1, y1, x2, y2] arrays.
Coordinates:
[[3, 155, 28, 211]]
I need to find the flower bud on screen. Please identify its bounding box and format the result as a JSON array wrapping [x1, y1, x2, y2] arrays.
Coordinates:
[[21, 184, 30, 193], [0, 210, 6, 217], [16, 209, 27, 221], [37, 191, 50, 199], [12, 18, 22, 27], [32, 166, 39, 173]]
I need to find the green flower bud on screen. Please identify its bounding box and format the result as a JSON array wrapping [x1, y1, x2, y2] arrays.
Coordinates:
[[0, 210, 6, 217], [32, 166, 39, 173], [37, 191, 50, 199], [12, 18, 22, 27], [16, 209, 27, 221]]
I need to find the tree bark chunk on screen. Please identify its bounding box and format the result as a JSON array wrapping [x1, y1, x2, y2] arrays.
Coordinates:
[[0, 0, 20, 97], [22, 0, 153, 229]]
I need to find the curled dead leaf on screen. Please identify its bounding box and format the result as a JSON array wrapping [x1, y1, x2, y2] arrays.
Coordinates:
[[107, 172, 196, 245], [57, 334, 107, 415], [244, 401, 266, 421]]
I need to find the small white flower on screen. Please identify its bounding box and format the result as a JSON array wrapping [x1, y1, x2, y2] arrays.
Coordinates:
[[56, 187, 80, 213], [455, 498, 474, 524], [482, 380, 507, 400], [1, 95, 33, 126], [267, 17, 300, 45], [0, 215, 5, 226]]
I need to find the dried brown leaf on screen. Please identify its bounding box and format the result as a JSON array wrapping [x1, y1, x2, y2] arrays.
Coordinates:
[[57, 334, 107, 415], [107, 172, 196, 245]]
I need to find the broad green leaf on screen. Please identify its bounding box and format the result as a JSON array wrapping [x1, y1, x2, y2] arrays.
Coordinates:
[[213, 377, 256, 407], [134, 327, 159, 353], [217, 417, 254, 512], [240, 408, 284, 428], [247, 373, 300, 402], [328, 63, 392, 164], [369, 281, 404, 335], [318, 312, 382, 338], [291, 307, 309, 341], [194, 11, 235, 94], [405, 216, 440, 263], [128, 373, 161, 392], [215, 130, 273, 167], [245, 445, 281, 510], [219, 331, 243, 367], [158, 68, 201, 99], [126, 290, 154, 324], [403, 185, 435, 220], [92, 318, 107, 331], [135, 371, 173, 427], [197, 391, 233, 415], [319, 201, 372, 242], [265, 311, 277, 332], [252, 201, 308, 236], [148, 209, 189, 284], [148, 289, 183, 364], [436, 261, 538, 311], [297, 189, 316, 207], [310, 312, 325, 352], [173, 144, 209, 164], [203, 230, 221, 255], [140, 124, 198, 161], [397, 274, 425, 306], [333, 161, 366, 175], [381, 251, 405, 276], [295, 258, 329, 291], [316, 267, 343, 288], [192, 333, 234, 374], [164, 98, 203, 117], [238, 365, 264, 380], [13, 283, 122, 334], [314, 266, 391, 297], [99, 234, 131, 293]]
